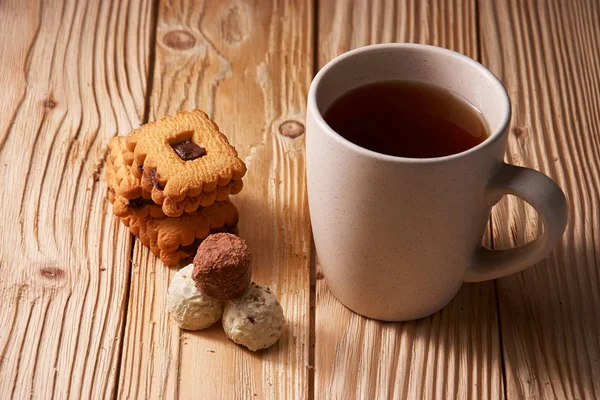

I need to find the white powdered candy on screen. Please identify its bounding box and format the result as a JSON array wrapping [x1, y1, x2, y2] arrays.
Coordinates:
[[222, 283, 285, 351], [167, 264, 224, 330]]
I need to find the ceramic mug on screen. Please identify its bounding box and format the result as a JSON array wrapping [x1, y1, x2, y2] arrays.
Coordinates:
[[306, 44, 568, 321]]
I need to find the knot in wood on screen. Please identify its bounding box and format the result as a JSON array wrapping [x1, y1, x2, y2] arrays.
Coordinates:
[[512, 126, 526, 137], [43, 98, 56, 108], [40, 267, 65, 280], [278, 120, 305, 138], [163, 30, 196, 50]]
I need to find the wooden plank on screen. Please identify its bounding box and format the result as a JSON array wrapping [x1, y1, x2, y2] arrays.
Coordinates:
[[117, 1, 313, 398], [0, 0, 152, 398], [480, 0, 600, 398], [314, 1, 504, 398]]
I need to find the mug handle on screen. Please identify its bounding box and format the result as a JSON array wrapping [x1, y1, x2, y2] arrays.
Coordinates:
[[463, 163, 568, 282]]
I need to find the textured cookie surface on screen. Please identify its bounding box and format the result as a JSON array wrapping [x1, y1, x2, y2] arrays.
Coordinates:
[[120, 201, 239, 265], [151, 224, 239, 266], [110, 168, 242, 219], [106, 122, 244, 216], [130, 109, 247, 202], [107, 164, 164, 219], [107, 136, 142, 199], [141, 175, 243, 217]]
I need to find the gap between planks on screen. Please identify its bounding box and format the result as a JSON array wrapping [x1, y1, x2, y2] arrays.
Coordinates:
[[307, 0, 320, 399], [112, 0, 160, 398]]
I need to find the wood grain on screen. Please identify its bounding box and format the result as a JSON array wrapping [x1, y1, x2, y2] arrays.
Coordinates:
[[117, 1, 313, 398], [480, 0, 600, 398], [2, 0, 598, 397], [314, 1, 503, 399], [0, 0, 152, 398]]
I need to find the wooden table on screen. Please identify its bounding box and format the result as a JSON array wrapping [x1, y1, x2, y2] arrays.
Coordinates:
[[1, 0, 598, 398]]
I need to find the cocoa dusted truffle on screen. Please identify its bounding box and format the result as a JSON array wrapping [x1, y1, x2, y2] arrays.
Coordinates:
[[192, 233, 252, 300]]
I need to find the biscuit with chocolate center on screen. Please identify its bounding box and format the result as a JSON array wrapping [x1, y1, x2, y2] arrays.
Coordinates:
[[129, 109, 247, 202], [106, 114, 244, 217]]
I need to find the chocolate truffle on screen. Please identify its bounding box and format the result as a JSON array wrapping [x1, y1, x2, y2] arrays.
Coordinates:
[[167, 264, 224, 330], [222, 283, 285, 351], [192, 233, 252, 300]]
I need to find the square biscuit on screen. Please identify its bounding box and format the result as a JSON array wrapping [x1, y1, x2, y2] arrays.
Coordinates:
[[129, 109, 247, 202], [106, 122, 243, 217], [120, 200, 239, 265], [140, 172, 243, 216], [108, 156, 242, 219]]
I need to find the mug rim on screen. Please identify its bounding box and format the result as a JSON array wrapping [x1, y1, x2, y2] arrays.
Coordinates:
[[307, 43, 511, 164]]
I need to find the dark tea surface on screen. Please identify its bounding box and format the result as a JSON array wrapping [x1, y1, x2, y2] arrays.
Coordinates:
[[323, 80, 488, 158]]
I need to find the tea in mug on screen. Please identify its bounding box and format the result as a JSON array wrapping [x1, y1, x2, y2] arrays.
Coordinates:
[[323, 80, 489, 158]]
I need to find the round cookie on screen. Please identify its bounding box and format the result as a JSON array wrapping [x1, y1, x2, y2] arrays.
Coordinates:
[[222, 283, 285, 351], [167, 264, 224, 330], [192, 233, 252, 300]]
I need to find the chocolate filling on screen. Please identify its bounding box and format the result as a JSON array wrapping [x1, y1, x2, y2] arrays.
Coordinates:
[[179, 239, 203, 254], [148, 168, 164, 190], [171, 140, 206, 161], [128, 197, 156, 209]]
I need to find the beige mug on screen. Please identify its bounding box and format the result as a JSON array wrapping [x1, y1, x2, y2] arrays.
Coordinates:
[[306, 44, 568, 321]]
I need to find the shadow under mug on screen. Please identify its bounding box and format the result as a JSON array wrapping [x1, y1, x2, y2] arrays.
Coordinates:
[[306, 43, 568, 321]]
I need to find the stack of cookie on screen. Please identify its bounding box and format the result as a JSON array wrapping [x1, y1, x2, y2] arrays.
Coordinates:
[[106, 110, 247, 265]]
